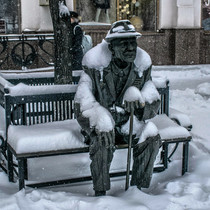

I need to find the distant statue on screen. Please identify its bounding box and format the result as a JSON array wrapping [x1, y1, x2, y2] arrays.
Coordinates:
[[202, 4, 210, 30], [93, 0, 110, 23], [74, 20, 161, 196]]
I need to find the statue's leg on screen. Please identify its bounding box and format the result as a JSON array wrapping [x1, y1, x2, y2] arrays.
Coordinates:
[[131, 134, 161, 189], [95, 8, 101, 22], [89, 135, 114, 196], [105, 9, 110, 23]]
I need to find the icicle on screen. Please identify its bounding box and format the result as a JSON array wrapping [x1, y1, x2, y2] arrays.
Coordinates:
[[99, 67, 103, 82]]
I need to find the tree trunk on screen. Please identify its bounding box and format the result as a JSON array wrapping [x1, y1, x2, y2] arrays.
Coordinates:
[[49, 0, 73, 84]]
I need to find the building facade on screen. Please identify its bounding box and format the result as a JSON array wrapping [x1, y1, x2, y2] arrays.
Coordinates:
[[0, 0, 209, 67]]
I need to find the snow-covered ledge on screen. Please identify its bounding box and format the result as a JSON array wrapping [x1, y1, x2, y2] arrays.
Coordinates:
[[0, 73, 13, 92], [5, 83, 78, 96]]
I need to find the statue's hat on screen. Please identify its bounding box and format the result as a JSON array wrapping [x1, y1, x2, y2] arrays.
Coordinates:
[[105, 20, 141, 42]]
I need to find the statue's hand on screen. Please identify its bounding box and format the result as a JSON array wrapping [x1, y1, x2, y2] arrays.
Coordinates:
[[123, 86, 145, 113], [123, 100, 145, 113], [96, 129, 115, 148]]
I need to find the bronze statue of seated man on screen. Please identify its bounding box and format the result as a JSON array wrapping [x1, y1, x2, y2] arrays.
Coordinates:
[[74, 20, 161, 196]]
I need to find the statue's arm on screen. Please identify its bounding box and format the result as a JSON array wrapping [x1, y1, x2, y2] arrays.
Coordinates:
[[130, 65, 160, 121], [141, 65, 161, 120], [74, 70, 115, 136], [144, 64, 152, 83]]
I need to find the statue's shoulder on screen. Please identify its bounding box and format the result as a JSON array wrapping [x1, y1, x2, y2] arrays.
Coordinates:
[[134, 47, 152, 77], [82, 40, 152, 76], [82, 40, 111, 70]]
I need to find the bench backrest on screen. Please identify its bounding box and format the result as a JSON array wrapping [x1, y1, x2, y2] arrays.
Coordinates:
[[158, 84, 169, 116], [4, 86, 169, 126], [5, 92, 75, 132], [4, 80, 169, 143]]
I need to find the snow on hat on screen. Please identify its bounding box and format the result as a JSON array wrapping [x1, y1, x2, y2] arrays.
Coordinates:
[[105, 20, 141, 42]]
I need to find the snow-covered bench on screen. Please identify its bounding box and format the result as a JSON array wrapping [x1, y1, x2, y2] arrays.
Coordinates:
[[3, 81, 191, 191]]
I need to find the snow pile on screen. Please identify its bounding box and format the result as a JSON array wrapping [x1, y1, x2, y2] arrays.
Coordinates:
[[59, 1, 70, 18], [121, 116, 144, 136], [141, 81, 160, 104], [1, 65, 210, 210], [74, 72, 96, 111], [170, 108, 192, 128], [149, 114, 190, 140], [105, 20, 141, 41], [1, 72, 54, 80], [138, 122, 159, 143], [201, 67, 210, 75], [75, 72, 115, 132], [123, 86, 144, 104], [152, 75, 168, 88], [82, 102, 115, 132], [170, 88, 210, 150], [134, 48, 151, 77], [121, 117, 159, 144], [0, 73, 13, 88], [195, 82, 210, 97], [152, 64, 210, 91], [8, 120, 86, 154], [82, 40, 151, 74], [82, 40, 112, 70]]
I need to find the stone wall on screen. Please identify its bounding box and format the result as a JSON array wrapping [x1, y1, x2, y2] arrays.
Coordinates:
[[139, 29, 210, 65], [138, 30, 176, 65], [82, 26, 210, 66], [200, 31, 210, 64], [174, 29, 201, 65]]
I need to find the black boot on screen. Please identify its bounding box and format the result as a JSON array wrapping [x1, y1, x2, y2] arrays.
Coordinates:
[[95, 191, 106, 196]]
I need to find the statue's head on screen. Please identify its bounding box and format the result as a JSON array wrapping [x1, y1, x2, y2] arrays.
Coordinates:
[[105, 20, 141, 64]]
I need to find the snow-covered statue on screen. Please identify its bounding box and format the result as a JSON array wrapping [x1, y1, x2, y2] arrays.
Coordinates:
[[74, 20, 161, 196]]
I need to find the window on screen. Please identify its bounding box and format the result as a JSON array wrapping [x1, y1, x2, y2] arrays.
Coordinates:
[[116, 0, 157, 31], [202, 0, 210, 30], [75, 0, 158, 32]]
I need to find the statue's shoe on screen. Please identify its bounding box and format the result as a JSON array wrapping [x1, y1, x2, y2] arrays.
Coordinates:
[[95, 191, 106, 196]]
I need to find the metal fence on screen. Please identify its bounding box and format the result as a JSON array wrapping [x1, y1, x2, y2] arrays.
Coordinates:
[[0, 34, 54, 70]]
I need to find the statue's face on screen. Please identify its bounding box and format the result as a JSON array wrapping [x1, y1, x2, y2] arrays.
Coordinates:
[[110, 37, 137, 63]]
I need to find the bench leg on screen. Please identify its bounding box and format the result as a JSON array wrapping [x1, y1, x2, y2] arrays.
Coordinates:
[[7, 149, 14, 182], [18, 158, 25, 190], [162, 142, 169, 169], [182, 141, 189, 175], [24, 159, 28, 180]]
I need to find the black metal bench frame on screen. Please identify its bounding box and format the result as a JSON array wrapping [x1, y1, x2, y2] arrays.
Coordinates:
[[0, 74, 191, 190], [3, 83, 191, 191]]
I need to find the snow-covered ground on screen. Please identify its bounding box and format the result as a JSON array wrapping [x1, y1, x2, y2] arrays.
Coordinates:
[[0, 64, 210, 210]]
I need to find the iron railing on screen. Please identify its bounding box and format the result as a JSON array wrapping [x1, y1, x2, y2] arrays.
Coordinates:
[[0, 34, 54, 70]]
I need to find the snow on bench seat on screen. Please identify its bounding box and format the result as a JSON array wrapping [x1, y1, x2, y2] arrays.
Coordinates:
[[152, 76, 168, 89], [148, 114, 191, 140], [8, 119, 86, 154], [169, 108, 192, 129]]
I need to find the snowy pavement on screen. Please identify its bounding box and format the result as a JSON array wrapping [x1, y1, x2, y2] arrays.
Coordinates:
[[0, 64, 210, 210]]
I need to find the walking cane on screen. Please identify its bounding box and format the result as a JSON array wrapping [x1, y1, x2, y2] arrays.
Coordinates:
[[125, 103, 134, 191]]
